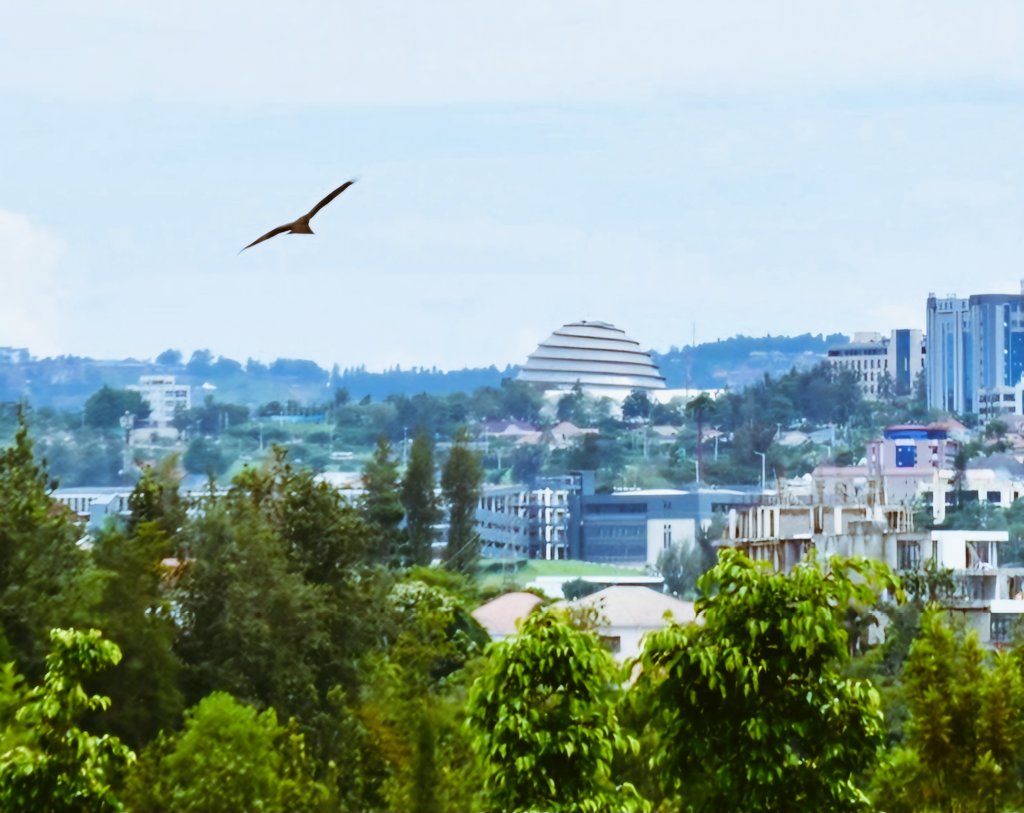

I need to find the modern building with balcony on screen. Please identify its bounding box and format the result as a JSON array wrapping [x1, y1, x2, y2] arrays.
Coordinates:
[[475, 473, 587, 561], [722, 499, 1024, 644]]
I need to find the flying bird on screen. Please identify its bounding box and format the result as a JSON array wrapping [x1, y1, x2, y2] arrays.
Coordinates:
[[240, 179, 356, 252]]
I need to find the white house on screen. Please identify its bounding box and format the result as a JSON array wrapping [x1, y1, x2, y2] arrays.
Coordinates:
[[562, 585, 697, 661]]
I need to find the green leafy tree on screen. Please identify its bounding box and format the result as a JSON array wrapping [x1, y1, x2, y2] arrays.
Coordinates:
[[401, 433, 442, 567], [634, 549, 893, 813], [126, 456, 186, 538], [174, 493, 329, 721], [129, 691, 329, 813], [361, 437, 406, 564], [509, 444, 545, 485], [561, 577, 603, 601], [174, 452, 387, 755], [873, 608, 1024, 813], [182, 436, 228, 477], [622, 388, 653, 422], [0, 409, 96, 675], [89, 520, 183, 749], [155, 348, 182, 365], [498, 378, 543, 423], [655, 541, 705, 599], [0, 628, 135, 813], [556, 382, 586, 424], [357, 580, 488, 812], [467, 609, 646, 813], [441, 430, 483, 574], [83, 385, 151, 429]]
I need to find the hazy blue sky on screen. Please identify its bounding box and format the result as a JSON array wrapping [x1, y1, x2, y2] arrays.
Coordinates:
[[1, 2, 1022, 371]]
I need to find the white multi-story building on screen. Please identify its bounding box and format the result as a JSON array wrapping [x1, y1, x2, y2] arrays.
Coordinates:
[[128, 375, 191, 426], [723, 500, 1024, 645], [476, 482, 573, 560], [827, 330, 925, 400]]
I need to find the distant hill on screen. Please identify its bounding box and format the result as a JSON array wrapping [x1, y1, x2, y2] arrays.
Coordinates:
[[651, 333, 848, 390], [0, 333, 849, 408], [0, 349, 516, 409]]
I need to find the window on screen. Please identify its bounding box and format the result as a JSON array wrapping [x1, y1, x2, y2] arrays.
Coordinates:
[[991, 615, 1015, 644], [895, 444, 917, 468], [663, 524, 672, 549], [897, 540, 921, 570]]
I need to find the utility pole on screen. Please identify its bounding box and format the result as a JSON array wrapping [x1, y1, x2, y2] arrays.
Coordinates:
[[755, 451, 766, 493]]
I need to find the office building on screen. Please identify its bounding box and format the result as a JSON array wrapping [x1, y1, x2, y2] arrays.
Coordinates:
[[827, 330, 925, 399], [926, 288, 1024, 416]]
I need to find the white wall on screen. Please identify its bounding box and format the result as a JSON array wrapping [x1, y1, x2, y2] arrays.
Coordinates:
[[646, 517, 697, 565]]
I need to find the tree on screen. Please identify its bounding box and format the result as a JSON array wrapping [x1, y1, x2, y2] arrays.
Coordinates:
[[182, 436, 228, 477], [83, 385, 151, 429], [89, 520, 183, 749], [129, 692, 328, 813], [634, 549, 893, 812], [441, 430, 483, 574], [173, 485, 333, 721], [499, 378, 543, 423], [467, 609, 645, 813], [655, 541, 705, 599], [556, 382, 586, 424], [0, 409, 96, 675], [173, 452, 387, 746], [401, 433, 442, 567], [126, 457, 186, 538], [873, 608, 1024, 813], [356, 580, 488, 812], [510, 444, 544, 485], [622, 388, 653, 422], [361, 437, 406, 564], [0, 628, 135, 813], [155, 348, 182, 366], [185, 349, 214, 375]]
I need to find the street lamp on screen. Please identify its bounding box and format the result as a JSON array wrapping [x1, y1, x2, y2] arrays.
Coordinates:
[[754, 451, 766, 493]]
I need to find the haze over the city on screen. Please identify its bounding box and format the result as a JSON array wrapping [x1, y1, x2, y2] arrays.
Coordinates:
[[2, 2, 1022, 371]]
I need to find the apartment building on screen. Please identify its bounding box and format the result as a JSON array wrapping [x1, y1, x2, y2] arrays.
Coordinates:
[[127, 375, 191, 426], [723, 500, 1024, 644]]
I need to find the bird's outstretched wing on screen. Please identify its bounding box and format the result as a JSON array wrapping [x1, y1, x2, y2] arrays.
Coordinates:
[[239, 223, 291, 253], [305, 179, 356, 220]]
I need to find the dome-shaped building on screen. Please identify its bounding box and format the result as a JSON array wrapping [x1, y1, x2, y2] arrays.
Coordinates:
[[518, 320, 666, 391]]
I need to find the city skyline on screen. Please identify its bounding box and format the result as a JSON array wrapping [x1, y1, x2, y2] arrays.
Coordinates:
[[2, 3, 1022, 371]]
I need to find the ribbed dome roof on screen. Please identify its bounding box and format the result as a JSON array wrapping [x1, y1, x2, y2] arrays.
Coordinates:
[[518, 320, 666, 391]]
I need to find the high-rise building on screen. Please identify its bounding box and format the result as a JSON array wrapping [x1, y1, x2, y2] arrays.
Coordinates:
[[826, 329, 925, 399], [926, 286, 1024, 416]]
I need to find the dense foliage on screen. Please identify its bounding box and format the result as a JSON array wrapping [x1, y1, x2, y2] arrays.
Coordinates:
[[7, 358, 1024, 811], [635, 550, 895, 812]]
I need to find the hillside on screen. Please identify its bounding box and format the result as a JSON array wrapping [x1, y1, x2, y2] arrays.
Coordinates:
[[0, 333, 848, 408]]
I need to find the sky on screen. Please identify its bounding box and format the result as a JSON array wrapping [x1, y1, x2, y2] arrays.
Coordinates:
[[1, 2, 1022, 372]]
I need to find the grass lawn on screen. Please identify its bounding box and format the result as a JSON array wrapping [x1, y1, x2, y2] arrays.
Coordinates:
[[476, 557, 646, 593]]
